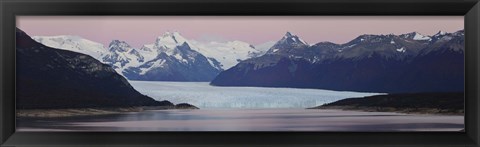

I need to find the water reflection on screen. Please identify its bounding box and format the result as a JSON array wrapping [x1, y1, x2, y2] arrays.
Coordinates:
[[17, 109, 464, 132]]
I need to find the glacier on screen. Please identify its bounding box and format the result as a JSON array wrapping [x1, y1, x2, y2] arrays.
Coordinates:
[[129, 81, 382, 108]]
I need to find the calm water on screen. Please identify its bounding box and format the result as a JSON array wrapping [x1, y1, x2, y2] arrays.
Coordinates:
[[17, 109, 464, 132]]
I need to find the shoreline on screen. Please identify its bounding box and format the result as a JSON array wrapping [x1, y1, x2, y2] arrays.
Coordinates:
[[16, 106, 197, 118], [309, 92, 465, 116], [17, 105, 464, 119], [309, 106, 464, 116]]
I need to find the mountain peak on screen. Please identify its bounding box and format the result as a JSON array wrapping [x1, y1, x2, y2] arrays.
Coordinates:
[[155, 31, 189, 49], [266, 32, 309, 54], [109, 40, 132, 52], [401, 32, 431, 41], [162, 31, 182, 38], [285, 32, 294, 37], [279, 31, 308, 45], [434, 30, 447, 36], [412, 32, 430, 41], [110, 39, 125, 44]]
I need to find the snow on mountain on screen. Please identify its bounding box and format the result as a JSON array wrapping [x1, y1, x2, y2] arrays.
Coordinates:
[[138, 44, 159, 61], [33, 31, 269, 73], [154, 31, 192, 56], [18, 28, 172, 109], [102, 40, 146, 73], [32, 36, 154, 76], [144, 32, 222, 69], [212, 30, 464, 93], [190, 40, 260, 69], [412, 33, 431, 41], [266, 32, 310, 55], [139, 31, 261, 70], [40, 30, 463, 83], [434, 30, 447, 36], [123, 41, 222, 81], [112, 31, 223, 81], [139, 58, 166, 75], [400, 32, 431, 41], [32, 35, 107, 60], [283, 32, 308, 45]]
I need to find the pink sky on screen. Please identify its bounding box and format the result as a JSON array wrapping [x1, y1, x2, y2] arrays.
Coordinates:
[[17, 16, 463, 48]]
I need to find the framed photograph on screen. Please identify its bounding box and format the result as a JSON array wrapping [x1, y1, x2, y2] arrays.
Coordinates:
[[1, 0, 479, 146]]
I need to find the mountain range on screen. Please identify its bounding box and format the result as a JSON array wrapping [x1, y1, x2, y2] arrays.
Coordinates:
[[32, 29, 464, 93], [16, 28, 175, 109], [33, 32, 268, 81], [211, 30, 464, 93]]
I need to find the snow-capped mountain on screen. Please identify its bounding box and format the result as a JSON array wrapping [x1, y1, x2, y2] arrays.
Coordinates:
[[190, 40, 261, 69], [33, 36, 148, 74], [211, 30, 465, 93], [32, 35, 107, 60], [33, 31, 264, 80], [154, 31, 191, 55], [265, 32, 309, 55], [102, 40, 146, 73], [132, 31, 262, 70], [399, 32, 432, 41], [122, 32, 222, 81]]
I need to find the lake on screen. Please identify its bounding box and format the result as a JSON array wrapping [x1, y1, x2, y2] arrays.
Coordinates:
[[17, 81, 464, 131], [17, 109, 464, 131]]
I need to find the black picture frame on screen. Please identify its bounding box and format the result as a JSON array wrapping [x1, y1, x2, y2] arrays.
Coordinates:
[[1, 0, 479, 146]]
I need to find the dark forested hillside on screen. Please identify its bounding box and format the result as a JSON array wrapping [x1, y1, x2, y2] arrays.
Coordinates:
[[16, 28, 174, 109], [211, 31, 464, 93]]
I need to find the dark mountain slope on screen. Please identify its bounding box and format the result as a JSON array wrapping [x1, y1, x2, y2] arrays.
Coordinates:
[[16, 28, 173, 109], [311, 92, 464, 115], [211, 31, 464, 93]]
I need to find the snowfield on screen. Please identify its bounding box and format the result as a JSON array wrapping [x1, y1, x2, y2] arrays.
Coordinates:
[[32, 35, 107, 60], [129, 81, 381, 108]]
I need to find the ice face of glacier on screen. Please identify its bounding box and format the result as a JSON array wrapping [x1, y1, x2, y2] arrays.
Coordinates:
[[129, 81, 381, 109]]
